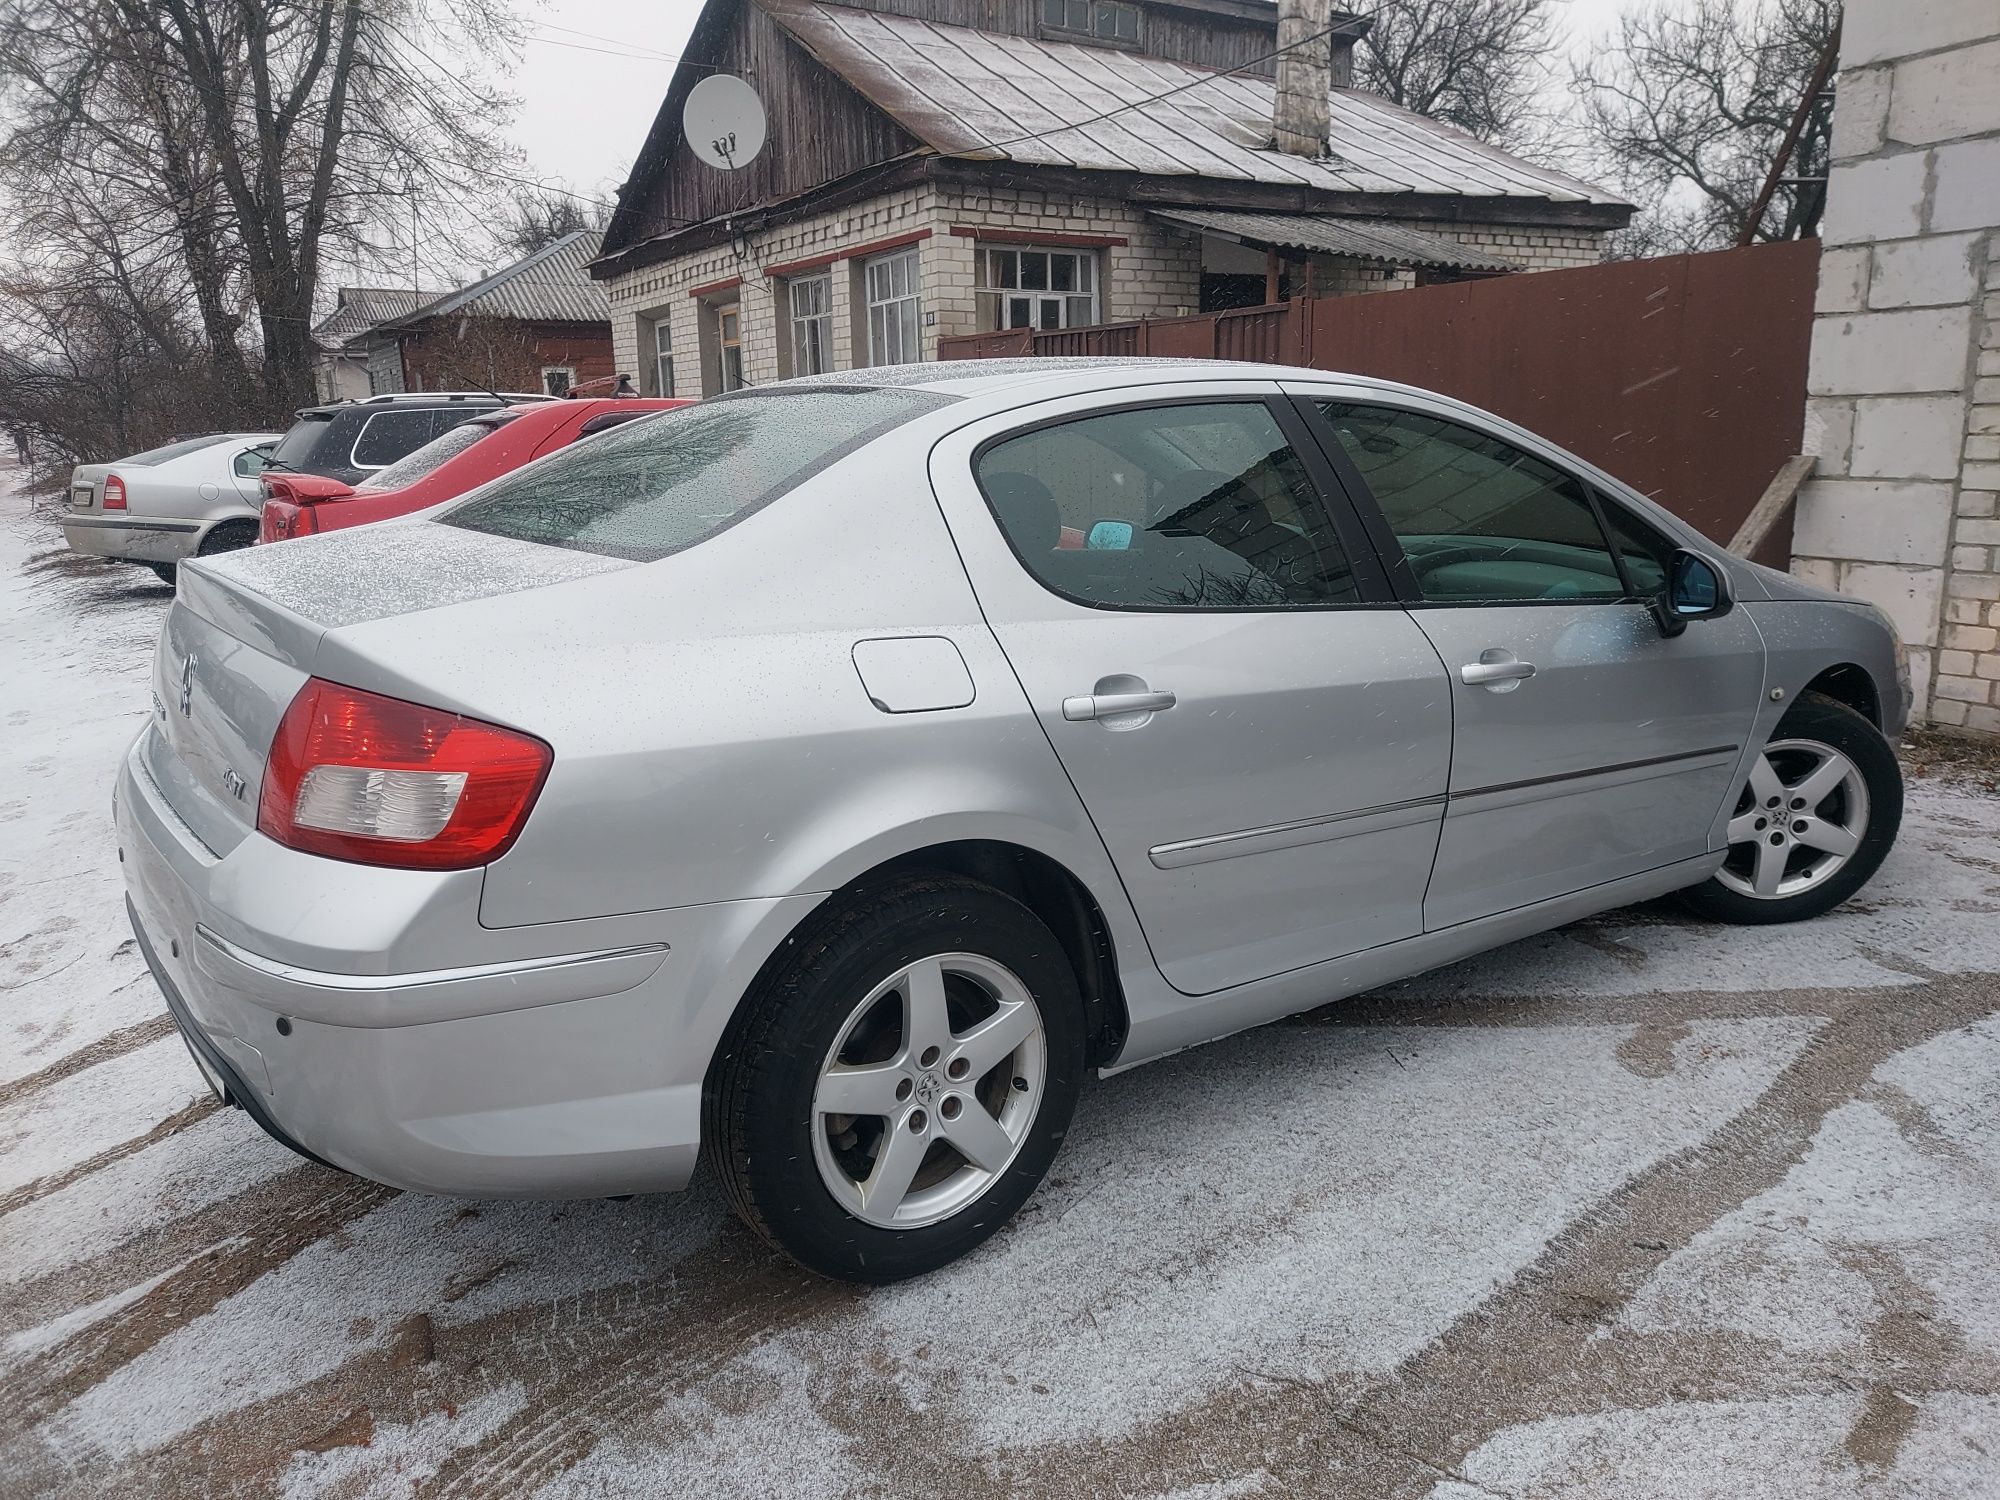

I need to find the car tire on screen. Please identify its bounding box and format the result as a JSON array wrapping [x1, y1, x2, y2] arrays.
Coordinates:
[[704, 874, 1085, 1284], [196, 520, 258, 558], [142, 562, 176, 586], [1679, 691, 1902, 926]]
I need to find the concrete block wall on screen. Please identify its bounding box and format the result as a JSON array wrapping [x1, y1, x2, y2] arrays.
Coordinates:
[[1793, 0, 2000, 732]]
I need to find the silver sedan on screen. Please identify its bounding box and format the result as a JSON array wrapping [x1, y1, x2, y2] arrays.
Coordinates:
[[63, 431, 281, 582], [117, 360, 1908, 1282]]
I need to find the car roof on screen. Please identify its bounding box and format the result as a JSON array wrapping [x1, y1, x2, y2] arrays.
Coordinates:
[[762, 358, 1436, 404], [292, 393, 551, 417]]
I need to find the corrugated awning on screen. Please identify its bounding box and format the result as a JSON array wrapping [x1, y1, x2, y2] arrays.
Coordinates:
[[1151, 209, 1519, 273]]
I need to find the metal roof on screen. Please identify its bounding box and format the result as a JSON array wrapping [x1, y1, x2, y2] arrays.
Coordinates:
[[393, 231, 611, 328], [757, 0, 1626, 206], [1149, 209, 1519, 271], [313, 287, 444, 346]]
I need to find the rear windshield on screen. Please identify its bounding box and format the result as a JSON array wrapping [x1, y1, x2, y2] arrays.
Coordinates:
[[442, 388, 953, 561], [364, 415, 509, 490], [270, 412, 334, 468], [120, 434, 231, 466]]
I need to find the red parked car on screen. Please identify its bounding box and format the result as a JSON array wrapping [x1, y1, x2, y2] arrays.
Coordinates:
[[260, 398, 691, 542]]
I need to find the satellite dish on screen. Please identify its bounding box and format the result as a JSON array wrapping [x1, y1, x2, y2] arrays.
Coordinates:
[[685, 75, 768, 170]]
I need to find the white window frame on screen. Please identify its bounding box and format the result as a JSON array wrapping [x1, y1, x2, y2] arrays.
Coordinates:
[[976, 246, 1099, 333], [865, 247, 922, 367], [788, 273, 834, 376], [652, 319, 674, 397], [541, 365, 575, 397]]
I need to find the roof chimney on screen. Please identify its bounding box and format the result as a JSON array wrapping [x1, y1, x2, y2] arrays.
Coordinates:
[[1272, 0, 1333, 157]]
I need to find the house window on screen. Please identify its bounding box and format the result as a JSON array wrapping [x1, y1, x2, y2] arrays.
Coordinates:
[[716, 302, 745, 391], [865, 248, 921, 366], [652, 319, 675, 397], [541, 366, 575, 397], [788, 274, 834, 376], [1041, 0, 1139, 43], [976, 246, 1098, 332]]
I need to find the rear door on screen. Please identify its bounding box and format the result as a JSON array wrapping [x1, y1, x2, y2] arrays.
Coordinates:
[[928, 383, 1452, 997], [1291, 387, 1764, 930]]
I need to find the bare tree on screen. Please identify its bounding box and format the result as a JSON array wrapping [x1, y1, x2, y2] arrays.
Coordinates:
[[1353, 0, 1558, 145], [494, 186, 607, 262], [1574, 0, 1839, 255], [0, 0, 522, 423]]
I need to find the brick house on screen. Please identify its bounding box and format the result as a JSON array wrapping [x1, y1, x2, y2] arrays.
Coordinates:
[[591, 0, 1632, 396], [361, 232, 615, 397]]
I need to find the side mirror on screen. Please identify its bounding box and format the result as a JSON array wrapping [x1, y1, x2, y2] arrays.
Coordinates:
[[1086, 520, 1134, 551], [1651, 549, 1733, 637]]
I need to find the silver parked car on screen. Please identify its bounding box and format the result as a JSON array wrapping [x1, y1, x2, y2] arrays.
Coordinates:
[[118, 360, 1908, 1282], [63, 431, 282, 583]]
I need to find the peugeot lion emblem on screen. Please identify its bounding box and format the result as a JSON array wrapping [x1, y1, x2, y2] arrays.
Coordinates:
[[178, 651, 198, 716]]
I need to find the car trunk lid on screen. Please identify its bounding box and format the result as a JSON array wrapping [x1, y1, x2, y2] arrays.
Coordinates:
[[145, 521, 632, 854], [69, 463, 110, 513]]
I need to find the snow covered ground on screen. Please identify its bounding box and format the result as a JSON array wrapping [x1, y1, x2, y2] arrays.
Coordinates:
[[2, 468, 1997, 1498]]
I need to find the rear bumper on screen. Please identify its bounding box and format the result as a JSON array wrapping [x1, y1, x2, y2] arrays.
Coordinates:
[[116, 732, 822, 1198], [62, 513, 202, 563]]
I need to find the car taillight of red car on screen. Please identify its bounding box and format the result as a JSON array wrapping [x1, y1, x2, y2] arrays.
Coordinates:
[[259, 497, 316, 543]]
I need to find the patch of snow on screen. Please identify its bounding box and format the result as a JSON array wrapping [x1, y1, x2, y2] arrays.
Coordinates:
[[5, 1262, 183, 1359], [276, 1383, 525, 1500], [0, 1035, 203, 1197]]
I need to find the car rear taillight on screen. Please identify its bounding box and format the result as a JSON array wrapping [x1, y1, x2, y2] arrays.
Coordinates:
[[259, 498, 317, 543], [258, 678, 552, 871], [102, 473, 126, 509]]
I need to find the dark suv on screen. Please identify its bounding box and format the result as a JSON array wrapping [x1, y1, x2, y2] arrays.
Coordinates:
[[267, 392, 551, 485]]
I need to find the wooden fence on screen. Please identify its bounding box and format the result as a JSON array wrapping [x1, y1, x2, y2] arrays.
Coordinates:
[[939, 239, 1821, 565]]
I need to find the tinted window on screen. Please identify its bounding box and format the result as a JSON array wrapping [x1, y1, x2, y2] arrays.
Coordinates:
[[352, 409, 448, 469], [120, 434, 230, 466], [1597, 495, 1679, 596], [977, 402, 1359, 610], [444, 387, 951, 562], [1317, 402, 1623, 603], [270, 413, 333, 468], [365, 416, 508, 489]]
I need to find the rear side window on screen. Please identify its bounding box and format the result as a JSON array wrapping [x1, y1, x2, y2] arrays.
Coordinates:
[[1316, 402, 1623, 603], [121, 434, 230, 466], [365, 416, 507, 489], [977, 401, 1360, 610], [233, 445, 273, 478], [443, 387, 952, 562], [270, 413, 334, 468], [352, 409, 450, 470]]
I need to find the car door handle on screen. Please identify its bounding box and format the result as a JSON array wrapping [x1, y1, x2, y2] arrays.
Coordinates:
[[1460, 659, 1537, 686], [1062, 689, 1177, 721]]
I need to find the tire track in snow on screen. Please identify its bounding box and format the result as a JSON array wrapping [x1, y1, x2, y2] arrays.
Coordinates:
[[0, 1013, 173, 1113], [0, 1094, 219, 1219]]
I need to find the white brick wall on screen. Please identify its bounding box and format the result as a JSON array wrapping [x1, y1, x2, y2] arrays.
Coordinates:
[[1793, 0, 2000, 733], [599, 179, 1609, 391]]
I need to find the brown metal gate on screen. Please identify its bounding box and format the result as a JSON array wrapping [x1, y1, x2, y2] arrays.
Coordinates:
[[939, 239, 1820, 564]]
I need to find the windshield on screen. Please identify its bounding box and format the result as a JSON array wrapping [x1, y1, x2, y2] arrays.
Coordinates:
[[442, 388, 954, 561], [364, 415, 508, 490], [119, 434, 232, 466]]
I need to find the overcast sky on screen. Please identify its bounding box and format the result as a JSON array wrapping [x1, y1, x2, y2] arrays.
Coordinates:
[[503, 0, 1641, 210]]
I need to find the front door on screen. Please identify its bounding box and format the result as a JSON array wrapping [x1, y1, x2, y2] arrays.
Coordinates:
[[929, 387, 1453, 996], [1296, 392, 1765, 929]]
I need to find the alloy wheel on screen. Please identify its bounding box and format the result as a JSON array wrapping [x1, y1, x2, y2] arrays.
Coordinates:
[[811, 952, 1047, 1230], [1716, 737, 1870, 900]]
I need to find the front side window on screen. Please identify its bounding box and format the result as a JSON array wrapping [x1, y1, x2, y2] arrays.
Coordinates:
[[866, 249, 921, 367], [977, 401, 1359, 610], [788, 274, 834, 375], [444, 387, 954, 562], [977, 247, 1097, 332], [1315, 402, 1625, 603]]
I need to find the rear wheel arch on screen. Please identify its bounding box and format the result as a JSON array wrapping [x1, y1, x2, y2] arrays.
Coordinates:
[[195, 517, 259, 557]]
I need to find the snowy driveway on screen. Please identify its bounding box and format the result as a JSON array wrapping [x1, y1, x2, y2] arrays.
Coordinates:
[[3, 483, 1998, 1499]]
